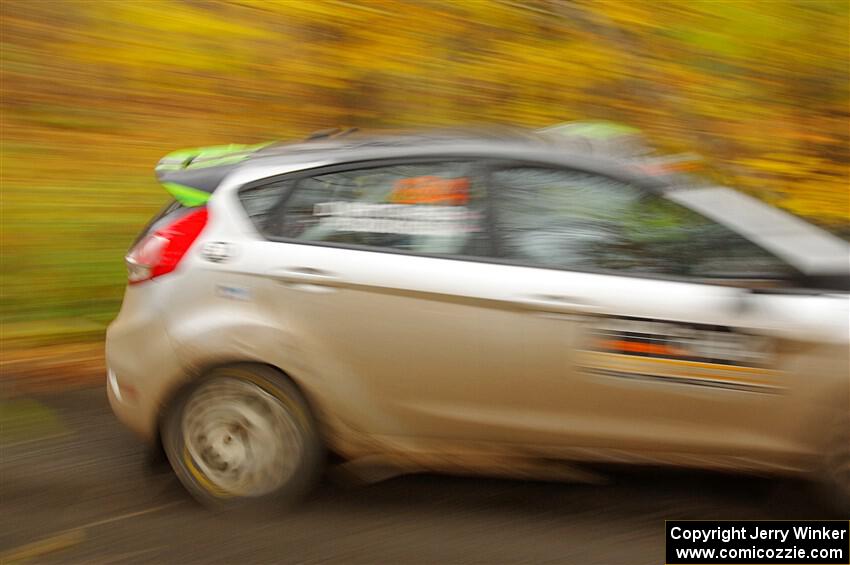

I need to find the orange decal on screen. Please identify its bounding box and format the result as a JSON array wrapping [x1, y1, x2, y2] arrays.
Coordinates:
[[390, 176, 469, 205], [598, 339, 688, 358]]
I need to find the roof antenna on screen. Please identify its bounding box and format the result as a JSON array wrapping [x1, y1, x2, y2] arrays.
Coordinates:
[[304, 127, 342, 141], [304, 127, 360, 141]]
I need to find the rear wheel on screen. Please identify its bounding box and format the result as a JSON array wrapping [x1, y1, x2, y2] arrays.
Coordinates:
[[162, 364, 323, 510]]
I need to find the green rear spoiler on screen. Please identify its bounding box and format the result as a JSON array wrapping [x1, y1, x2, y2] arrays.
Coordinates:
[[155, 141, 275, 206]]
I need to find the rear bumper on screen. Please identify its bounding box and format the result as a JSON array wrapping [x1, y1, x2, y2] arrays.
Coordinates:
[[105, 284, 186, 443]]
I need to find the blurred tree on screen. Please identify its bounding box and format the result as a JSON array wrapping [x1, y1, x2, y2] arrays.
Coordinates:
[[1, 0, 848, 325]]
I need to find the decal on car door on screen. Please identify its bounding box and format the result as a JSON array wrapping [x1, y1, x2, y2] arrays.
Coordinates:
[[579, 315, 781, 393]]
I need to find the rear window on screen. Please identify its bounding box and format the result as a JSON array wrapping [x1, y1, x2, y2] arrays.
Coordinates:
[[273, 162, 488, 256], [239, 162, 489, 257]]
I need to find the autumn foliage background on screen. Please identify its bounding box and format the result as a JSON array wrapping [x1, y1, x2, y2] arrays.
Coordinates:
[[1, 0, 849, 345]]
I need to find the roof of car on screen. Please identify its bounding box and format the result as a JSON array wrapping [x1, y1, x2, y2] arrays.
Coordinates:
[[246, 128, 654, 181], [251, 128, 557, 160], [154, 126, 659, 205]]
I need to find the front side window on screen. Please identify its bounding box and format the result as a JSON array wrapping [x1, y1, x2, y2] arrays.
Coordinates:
[[492, 167, 795, 280], [275, 162, 488, 256]]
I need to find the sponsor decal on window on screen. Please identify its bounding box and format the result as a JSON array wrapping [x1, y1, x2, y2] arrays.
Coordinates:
[[312, 201, 480, 235], [389, 176, 470, 205]]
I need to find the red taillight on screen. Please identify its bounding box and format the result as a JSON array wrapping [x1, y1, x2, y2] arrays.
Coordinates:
[[126, 207, 208, 284]]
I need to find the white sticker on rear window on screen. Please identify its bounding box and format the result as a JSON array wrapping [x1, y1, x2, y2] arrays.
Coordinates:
[[313, 202, 480, 235]]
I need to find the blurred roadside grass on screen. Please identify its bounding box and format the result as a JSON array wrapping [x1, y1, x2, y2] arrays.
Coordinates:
[[2, 137, 168, 342]]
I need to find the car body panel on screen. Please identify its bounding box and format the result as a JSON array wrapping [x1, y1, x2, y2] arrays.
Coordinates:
[[106, 280, 187, 441]]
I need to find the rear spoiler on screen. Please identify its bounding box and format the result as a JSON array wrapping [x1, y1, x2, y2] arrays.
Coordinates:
[[153, 129, 358, 206], [155, 142, 274, 206]]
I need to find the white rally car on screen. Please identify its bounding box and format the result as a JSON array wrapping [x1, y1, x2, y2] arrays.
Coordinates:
[[107, 127, 850, 510]]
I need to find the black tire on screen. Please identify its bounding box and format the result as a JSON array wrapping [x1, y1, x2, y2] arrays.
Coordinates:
[[161, 363, 324, 511]]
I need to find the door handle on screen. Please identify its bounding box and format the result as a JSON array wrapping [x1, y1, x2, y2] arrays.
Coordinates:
[[512, 294, 599, 316], [268, 267, 339, 286]]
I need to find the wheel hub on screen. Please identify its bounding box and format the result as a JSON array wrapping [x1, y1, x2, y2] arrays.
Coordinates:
[[182, 378, 303, 497]]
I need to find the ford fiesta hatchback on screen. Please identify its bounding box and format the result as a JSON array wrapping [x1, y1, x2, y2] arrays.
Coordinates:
[[107, 127, 850, 510]]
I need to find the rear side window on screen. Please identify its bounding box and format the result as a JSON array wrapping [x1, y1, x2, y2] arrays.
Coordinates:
[[238, 180, 293, 234], [271, 162, 488, 256], [492, 167, 796, 280]]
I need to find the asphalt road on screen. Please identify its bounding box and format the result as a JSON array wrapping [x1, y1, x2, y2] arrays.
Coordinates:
[[0, 387, 838, 564]]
